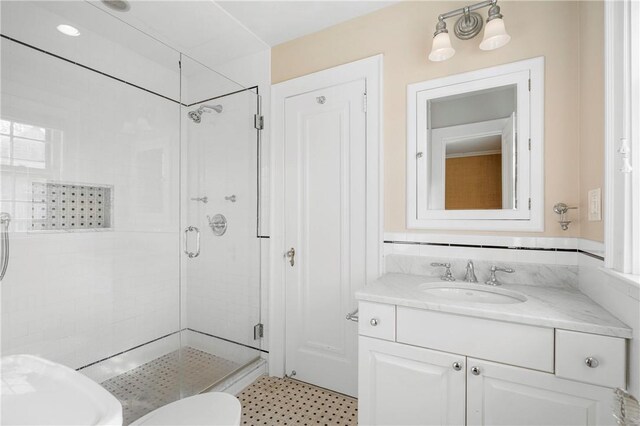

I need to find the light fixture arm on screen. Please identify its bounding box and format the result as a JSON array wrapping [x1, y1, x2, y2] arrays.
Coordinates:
[[434, 18, 448, 36], [437, 0, 497, 22]]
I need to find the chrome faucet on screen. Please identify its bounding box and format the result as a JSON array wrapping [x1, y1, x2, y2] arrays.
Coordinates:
[[464, 260, 478, 283], [431, 262, 455, 281], [485, 265, 515, 286]]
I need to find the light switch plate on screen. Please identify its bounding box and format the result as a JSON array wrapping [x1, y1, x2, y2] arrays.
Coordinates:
[[588, 188, 602, 221]]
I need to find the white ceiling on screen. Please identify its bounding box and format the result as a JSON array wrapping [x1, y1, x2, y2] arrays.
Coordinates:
[[89, 0, 270, 67], [216, 1, 399, 47], [86, 0, 398, 69]]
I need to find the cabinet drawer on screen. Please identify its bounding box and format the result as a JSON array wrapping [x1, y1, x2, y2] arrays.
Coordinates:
[[555, 329, 626, 388], [397, 307, 554, 372], [358, 301, 395, 341]]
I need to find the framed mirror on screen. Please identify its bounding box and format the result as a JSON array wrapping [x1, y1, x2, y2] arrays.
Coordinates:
[[407, 57, 544, 231]]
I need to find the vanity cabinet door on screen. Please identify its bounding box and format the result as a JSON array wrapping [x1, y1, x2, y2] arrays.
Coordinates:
[[359, 336, 465, 426], [466, 358, 616, 426]]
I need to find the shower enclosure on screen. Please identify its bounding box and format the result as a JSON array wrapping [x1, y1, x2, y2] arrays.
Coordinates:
[[0, 2, 264, 424]]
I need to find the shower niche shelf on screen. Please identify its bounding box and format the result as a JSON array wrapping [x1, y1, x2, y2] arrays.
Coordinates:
[[31, 182, 112, 231]]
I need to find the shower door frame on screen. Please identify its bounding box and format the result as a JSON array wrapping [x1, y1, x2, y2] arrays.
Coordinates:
[[178, 70, 265, 394]]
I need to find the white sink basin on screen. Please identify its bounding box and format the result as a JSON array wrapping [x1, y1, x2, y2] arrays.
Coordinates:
[[420, 282, 527, 304], [1, 355, 122, 425]]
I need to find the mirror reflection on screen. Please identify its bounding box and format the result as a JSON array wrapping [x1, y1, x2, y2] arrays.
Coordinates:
[[427, 84, 517, 210]]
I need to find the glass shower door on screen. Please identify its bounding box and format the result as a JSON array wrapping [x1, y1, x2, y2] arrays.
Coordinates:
[[179, 55, 263, 395]]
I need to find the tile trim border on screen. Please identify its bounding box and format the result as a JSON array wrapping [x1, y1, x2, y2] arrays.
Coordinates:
[[384, 233, 605, 261]]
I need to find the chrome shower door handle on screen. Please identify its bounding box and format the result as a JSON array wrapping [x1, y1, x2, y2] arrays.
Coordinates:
[[184, 226, 200, 258]]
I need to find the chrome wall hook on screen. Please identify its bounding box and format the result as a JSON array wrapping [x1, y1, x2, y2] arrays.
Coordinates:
[[553, 203, 577, 230]]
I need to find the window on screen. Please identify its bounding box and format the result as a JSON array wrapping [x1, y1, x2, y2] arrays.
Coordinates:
[[0, 119, 52, 170]]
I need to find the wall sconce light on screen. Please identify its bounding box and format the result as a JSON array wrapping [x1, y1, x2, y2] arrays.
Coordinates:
[[428, 0, 511, 62]]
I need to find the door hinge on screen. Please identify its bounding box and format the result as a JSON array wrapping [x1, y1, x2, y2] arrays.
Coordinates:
[[362, 93, 367, 113], [528, 138, 531, 150], [254, 114, 264, 130], [253, 323, 264, 340], [528, 198, 531, 210], [528, 79, 531, 91]]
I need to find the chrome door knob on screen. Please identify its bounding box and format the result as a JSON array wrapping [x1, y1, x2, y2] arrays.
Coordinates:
[[452, 362, 462, 371], [369, 318, 378, 327], [470, 366, 481, 375], [585, 357, 599, 368]]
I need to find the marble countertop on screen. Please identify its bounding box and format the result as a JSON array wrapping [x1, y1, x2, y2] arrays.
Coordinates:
[[355, 274, 632, 338]]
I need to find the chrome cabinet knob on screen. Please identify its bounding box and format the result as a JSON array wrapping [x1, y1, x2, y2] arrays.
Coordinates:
[[369, 318, 378, 327], [470, 366, 481, 375], [585, 357, 599, 368], [452, 362, 462, 371]]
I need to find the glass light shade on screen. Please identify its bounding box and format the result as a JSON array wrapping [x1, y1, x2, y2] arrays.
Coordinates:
[[479, 17, 511, 51], [428, 32, 455, 62]]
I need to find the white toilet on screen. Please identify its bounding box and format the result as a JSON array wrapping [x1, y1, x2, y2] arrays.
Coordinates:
[[130, 392, 242, 426]]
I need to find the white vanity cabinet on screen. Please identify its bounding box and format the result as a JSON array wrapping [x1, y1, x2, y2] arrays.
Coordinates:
[[358, 301, 625, 426], [466, 358, 616, 426], [359, 336, 466, 426]]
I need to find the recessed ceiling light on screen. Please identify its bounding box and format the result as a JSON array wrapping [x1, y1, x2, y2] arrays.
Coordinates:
[[101, 0, 130, 12], [56, 24, 81, 37]]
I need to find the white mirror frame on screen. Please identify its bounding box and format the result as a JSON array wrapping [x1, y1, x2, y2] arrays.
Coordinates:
[[407, 57, 544, 231]]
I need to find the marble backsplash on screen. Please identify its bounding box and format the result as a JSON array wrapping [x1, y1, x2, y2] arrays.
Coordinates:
[[386, 254, 578, 289]]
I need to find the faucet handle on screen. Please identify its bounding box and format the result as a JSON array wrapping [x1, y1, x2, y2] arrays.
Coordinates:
[[431, 262, 455, 281], [485, 265, 514, 286]]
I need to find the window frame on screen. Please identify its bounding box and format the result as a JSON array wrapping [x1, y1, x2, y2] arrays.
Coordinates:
[[604, 0, 640, 275]]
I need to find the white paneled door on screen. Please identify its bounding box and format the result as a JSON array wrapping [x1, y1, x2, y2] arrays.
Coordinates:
[[284, 79, 367, 396]]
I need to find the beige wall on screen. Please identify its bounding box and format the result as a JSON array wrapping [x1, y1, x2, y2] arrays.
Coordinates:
[[273, 1, 601, 238], [579, 1, 605, 242]]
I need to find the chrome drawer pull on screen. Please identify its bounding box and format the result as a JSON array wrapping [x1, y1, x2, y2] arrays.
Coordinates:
[[369, 318, 379, 327], [585, 357, 599, 368], [452, 362, 462, 371], [470, 366, 481, 375]]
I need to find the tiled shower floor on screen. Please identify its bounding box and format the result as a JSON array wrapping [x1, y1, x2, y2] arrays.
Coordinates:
[[101, 346, 241, 425]]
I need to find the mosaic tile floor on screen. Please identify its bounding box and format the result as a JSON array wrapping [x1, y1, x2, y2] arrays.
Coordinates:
[[101, 346, 240, 425], [238, 376, 358, 425]]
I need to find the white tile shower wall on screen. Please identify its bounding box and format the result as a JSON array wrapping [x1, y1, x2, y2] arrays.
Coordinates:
[[183, 87, 262, 349], [0, 35, 181, 369], [577, 254, 639, 395]]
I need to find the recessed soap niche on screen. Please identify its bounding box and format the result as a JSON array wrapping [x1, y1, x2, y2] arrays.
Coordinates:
[[31, 182, 112, 231]]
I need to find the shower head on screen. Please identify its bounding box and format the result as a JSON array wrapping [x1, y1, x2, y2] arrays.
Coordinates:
[[188, 110, 202, 123], [187, 104, 223, 123]]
